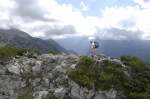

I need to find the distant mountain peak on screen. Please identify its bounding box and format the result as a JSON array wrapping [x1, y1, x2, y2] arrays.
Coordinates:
[[0, 28, 30, 38], [0, 28, 67, 53]]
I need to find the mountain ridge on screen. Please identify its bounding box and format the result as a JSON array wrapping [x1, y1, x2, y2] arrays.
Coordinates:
[[0, 28, 67, 53], [55, 36, 150, 60]]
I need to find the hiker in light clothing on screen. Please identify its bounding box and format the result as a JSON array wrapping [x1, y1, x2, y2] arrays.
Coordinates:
[[90, 41, 98, 57]]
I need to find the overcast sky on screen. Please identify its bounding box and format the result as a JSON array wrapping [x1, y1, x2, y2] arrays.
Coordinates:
[[0, 0, 150, 39]]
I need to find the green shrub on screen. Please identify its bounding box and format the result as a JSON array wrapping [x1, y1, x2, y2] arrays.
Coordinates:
[[49, 50, 61, 55], [128, 92, 150, 99], [0, 47, 37, 59], [68, 69, 94, 89], [68, 56, 150, 99], [78, 56, 93, 66], [17, 95, 34, 99], [68, 56, 95, 89], [120, 56, 150, 99], [120, 56, 149, 72]]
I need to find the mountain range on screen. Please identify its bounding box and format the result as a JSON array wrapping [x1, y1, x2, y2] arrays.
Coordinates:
[[55, 36, 150, 61], [0, 28, 67, 53], [1, 28, 150, 61]]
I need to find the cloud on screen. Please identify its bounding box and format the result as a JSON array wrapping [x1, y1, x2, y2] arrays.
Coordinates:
[[80, 1, 89, 11], [133, 0, 150, 8], [0, 0, 16, 28], [41, 25, 77, 39], [13, 0, 46, 21], [99, 6, 140, 31], [0, 0, 150, 40], [0, 0, 79, 37], [12, 0, 98, 37], [98, 0, 150, 39], [97, 28, 143, 40]]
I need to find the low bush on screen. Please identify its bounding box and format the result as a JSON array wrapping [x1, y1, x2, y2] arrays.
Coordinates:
[[68, 56, 150, 99], [0, 47, 37, 59], [17, 95, 34, 99]]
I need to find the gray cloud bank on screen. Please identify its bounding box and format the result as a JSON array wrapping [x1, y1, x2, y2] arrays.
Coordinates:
[[0, 0, 150, 40]]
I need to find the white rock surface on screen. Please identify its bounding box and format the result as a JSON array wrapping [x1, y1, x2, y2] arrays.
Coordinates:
[[0, 54, 123, 99]]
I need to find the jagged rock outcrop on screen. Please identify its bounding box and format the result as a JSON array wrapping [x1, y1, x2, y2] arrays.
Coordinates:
[[0, 53, 149, 99], [0, 53, 78, 99]]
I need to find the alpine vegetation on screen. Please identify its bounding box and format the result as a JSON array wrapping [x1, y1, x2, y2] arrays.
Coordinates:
[[0, 50, 149, 99]]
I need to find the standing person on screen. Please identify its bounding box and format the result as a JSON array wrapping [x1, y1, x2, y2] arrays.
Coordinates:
[[90, 40, 99, 57]]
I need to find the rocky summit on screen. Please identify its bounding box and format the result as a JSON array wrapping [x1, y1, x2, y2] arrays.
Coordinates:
[[0, 53, 150, 99]]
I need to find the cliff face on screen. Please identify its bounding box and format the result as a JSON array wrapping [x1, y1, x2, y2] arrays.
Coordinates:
[[0, 53, 149, 99]]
